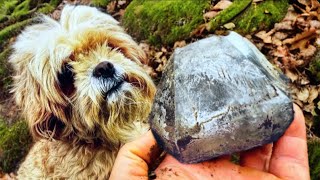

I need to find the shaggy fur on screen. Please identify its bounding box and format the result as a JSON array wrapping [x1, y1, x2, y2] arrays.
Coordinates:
[[10, 5, 156, 179]]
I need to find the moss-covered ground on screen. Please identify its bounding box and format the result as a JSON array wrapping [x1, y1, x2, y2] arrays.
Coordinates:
[[308, 139, 320, 180], [231, 0, 289, 34], [309, 51, 320, 83], [92, 0, 110, 7], [123, 0, 211, 45], [124, 0, 289, 46], [0, 118, 32, 173]]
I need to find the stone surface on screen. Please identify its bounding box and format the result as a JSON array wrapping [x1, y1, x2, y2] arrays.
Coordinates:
[[149, 32, 294, 164]]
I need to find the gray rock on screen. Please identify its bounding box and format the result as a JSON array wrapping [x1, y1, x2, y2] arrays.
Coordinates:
[[149, 32, 294, 164]]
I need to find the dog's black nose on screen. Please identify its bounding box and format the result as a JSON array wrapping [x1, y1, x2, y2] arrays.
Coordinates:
[[93, 61, 115, 78]]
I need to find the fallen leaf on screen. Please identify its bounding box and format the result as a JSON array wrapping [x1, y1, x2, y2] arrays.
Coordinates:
[[285, 69, 299, 82], [308, 86, 319, 103], [161, 47, 168, 53], [212, 0, 232, 10], [255, 31, 272, 43], [273, 32, 288, 40], [299, 45, 317, 58], [173, 40, 187, 49], [304, 103, 316, 113], [283, 28, 317, 44], [299, 74, 311, 85], [191, 23, 209, 37], [203, 11, 219, 20], [274, 21, 294, 31], [298, 0, 309, 6], [297, 88, 310, 102], [253, 0, 264, 3], [223, 22, 235, 30]]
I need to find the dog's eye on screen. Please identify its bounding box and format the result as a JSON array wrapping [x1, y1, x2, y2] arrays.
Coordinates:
[[58, 64, 75, 96]]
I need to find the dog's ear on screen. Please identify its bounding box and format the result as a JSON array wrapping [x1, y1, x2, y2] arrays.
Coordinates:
[[9, 20, 69, 140]]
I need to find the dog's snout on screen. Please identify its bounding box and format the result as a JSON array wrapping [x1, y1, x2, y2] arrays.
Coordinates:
[[93, 61, 115, 78]]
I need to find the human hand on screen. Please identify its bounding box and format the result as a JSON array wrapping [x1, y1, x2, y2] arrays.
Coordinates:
[[109, 104, 310, 180]]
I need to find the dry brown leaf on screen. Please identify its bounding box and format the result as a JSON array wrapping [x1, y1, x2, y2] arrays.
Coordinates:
[[155, 52, 163, 60], [316, 36, 320, 46], [297, 88, 310, 102], [308, 86, 319, 103], [283, 28, 317, 44], [255, 31, 272, 43], [212, 0, 232, 10], [161, 47, 168, 53], [274, 21, 294, 31], [203, 11, 219, 20], [273, 46, 289, 58], [156, 64, 164, 72], [271, 37, 282, 46], [112, 9, 125, 18], [298, 0, 309, 6], [107, 1, 117, 13], [303, 103, 316, 114], [223, 22, 235, 29], [299, 74, 311, 85], [191, 23, 210, 37], [290, 38, 309, 50], [274, 32, 288, 40], [173, 40, 187, 49], [310, 20, 320, 29], [285, 69, 299, 82], [161, 56, 168, 66], [299, 45, 317, 58], [118, 0, 127, 6]]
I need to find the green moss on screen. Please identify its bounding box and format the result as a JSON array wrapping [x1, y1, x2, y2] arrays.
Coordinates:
[[92, 0, 110, 7], [0, 15, 8, 23], [123, 0, 211, 46], [11, 0, 32, 18], [233, 0, 289, 34], [49, 0, 62, 7], [209, 0, 251, 31], [0, 119, 32, 173], [209, 0, 289, 34], [37, 3, 55, 14], [3, 0, 19, 15], [0, 48, 13, 95], [308, 139, 320, 180], [0, 18, 32, 42], [308, 50, 320, 82]]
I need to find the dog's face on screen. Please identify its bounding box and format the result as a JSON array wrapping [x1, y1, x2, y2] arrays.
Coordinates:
[[10, 5, 156, 147]]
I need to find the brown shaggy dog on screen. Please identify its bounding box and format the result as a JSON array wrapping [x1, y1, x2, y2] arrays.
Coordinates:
[[9, 5, 156, 179]]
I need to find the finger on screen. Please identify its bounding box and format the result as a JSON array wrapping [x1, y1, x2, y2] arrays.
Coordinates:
[[240, 143, 273, 171], [110, 130, 161, 179], [156, 155, 280, 180], [269, 104, 310, 180]]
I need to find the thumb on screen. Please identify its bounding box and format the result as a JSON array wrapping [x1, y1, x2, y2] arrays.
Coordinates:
[[109, 130, 161, 179]]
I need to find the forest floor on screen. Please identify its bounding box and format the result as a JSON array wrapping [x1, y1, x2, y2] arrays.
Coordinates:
[[0, 0, 319, 179]]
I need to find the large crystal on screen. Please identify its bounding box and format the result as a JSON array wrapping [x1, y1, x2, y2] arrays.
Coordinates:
[[149, 32, 294, 163]]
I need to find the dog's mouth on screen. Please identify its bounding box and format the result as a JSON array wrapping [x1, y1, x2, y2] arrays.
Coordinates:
[[106, 80, 124, 95]]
